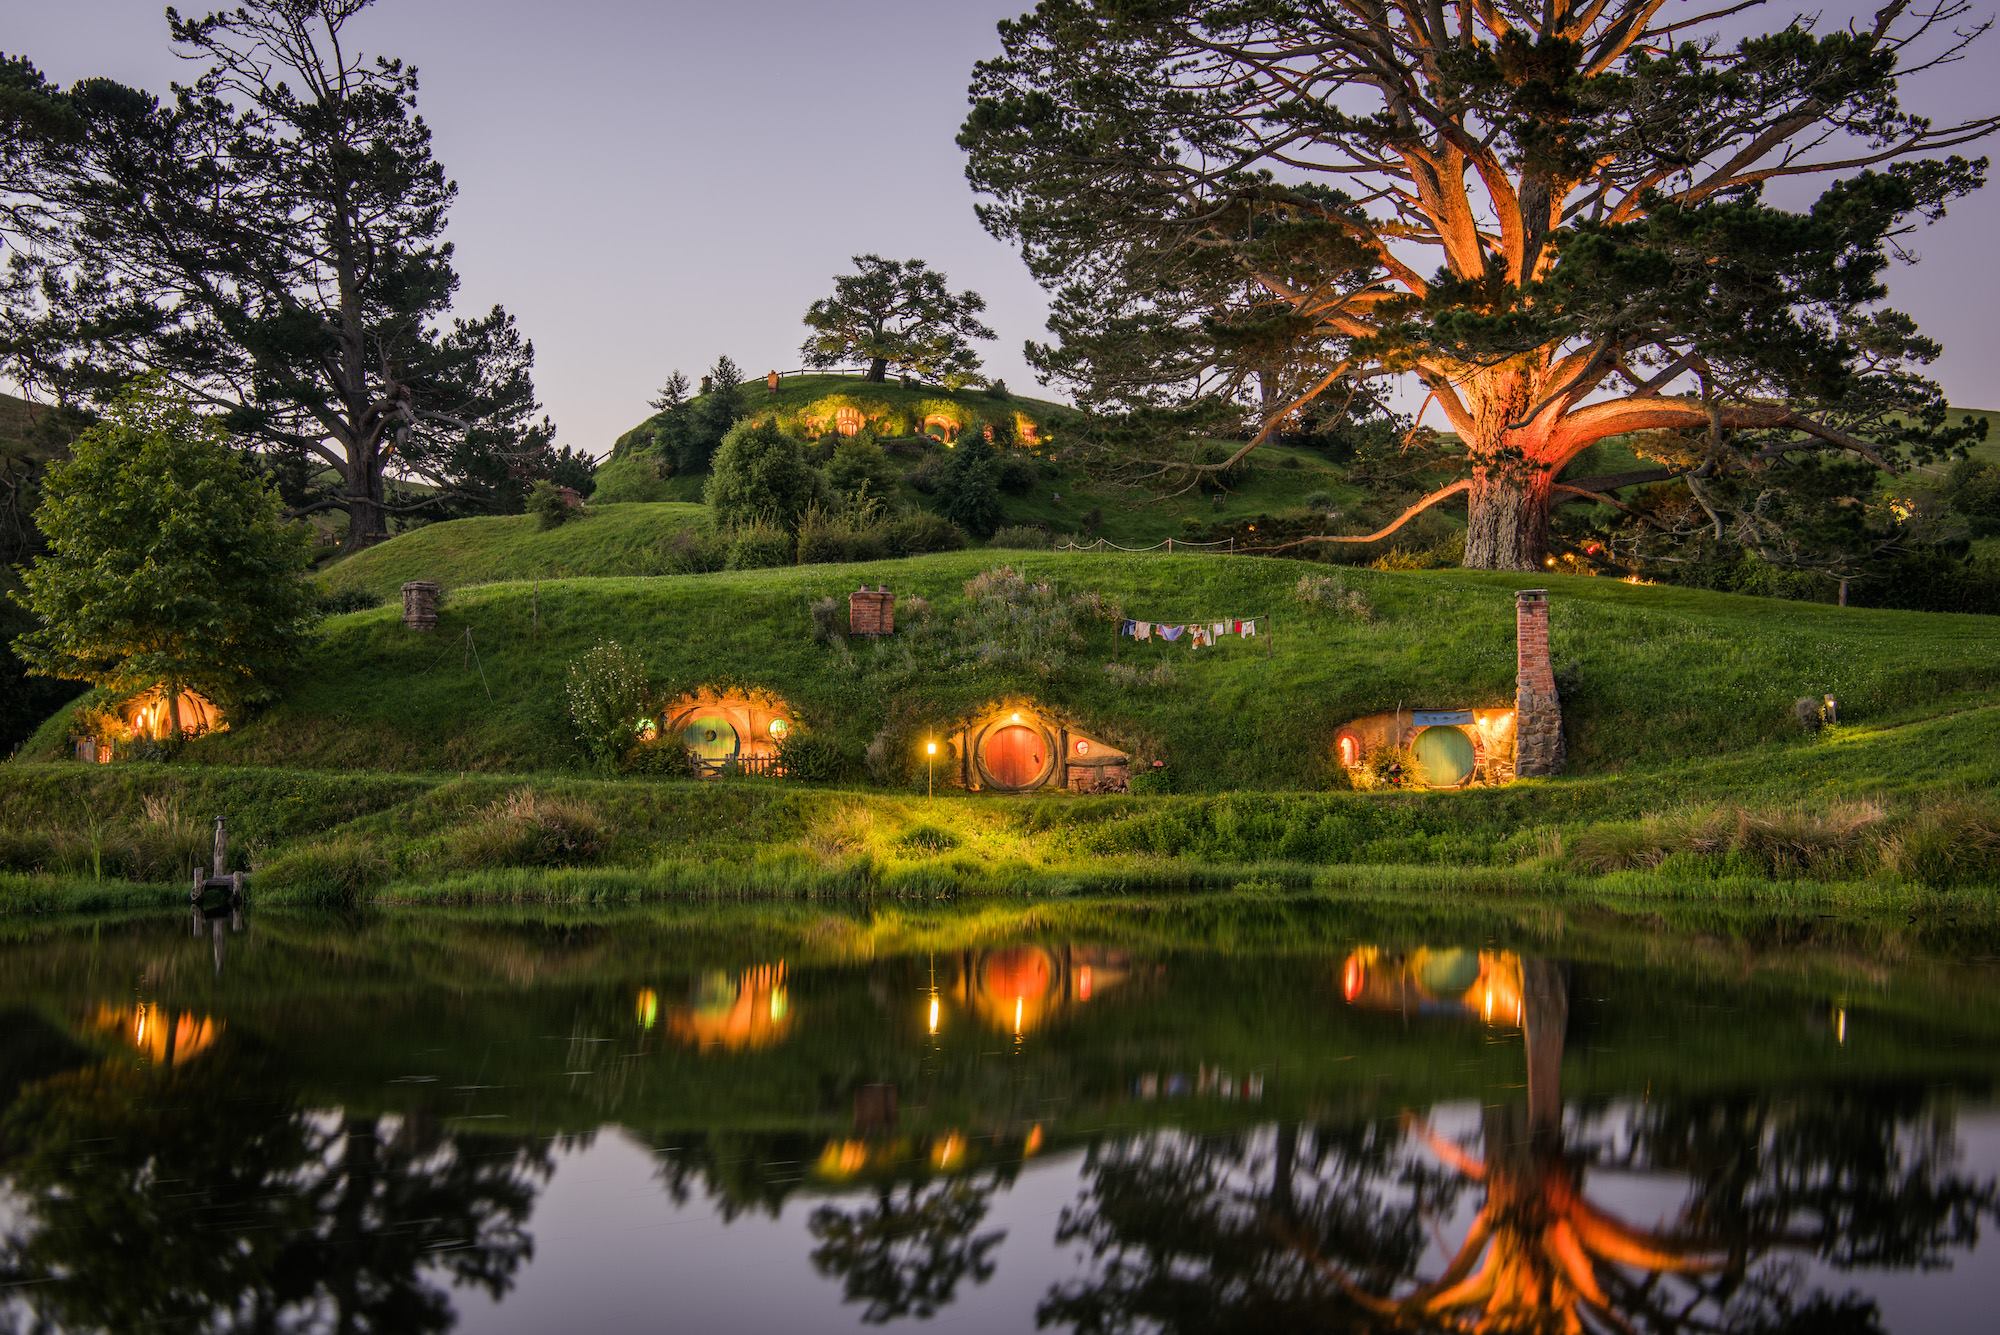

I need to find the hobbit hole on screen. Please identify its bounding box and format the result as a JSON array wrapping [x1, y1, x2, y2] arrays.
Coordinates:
[[946, 703, 1130, 793], [834, 405, 865, 437], [648, 689, 796, 778]]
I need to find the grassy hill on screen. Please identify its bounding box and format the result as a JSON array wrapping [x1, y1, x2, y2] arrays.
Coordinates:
[[32, 551, 2000, 790], [597, 373, 1364, 547], [318, 501, 713, 602]]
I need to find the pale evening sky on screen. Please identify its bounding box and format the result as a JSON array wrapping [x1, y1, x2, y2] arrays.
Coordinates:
[[8, 0, 1999, 455]]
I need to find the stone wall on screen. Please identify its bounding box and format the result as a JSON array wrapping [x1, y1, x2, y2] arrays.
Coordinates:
[[1513, 589, 1565, 777]]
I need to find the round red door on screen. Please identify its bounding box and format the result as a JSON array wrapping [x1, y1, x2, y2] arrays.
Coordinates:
[[984, 725, 1045, 788]]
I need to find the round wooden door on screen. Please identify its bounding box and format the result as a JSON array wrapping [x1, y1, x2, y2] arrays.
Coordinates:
[[1411, 725, 1476, 787], [984, 724, 1045, 788], [681, 714, 739, 762]]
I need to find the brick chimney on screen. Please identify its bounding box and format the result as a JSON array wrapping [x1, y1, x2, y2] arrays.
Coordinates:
[[848, 585, 896, 637], [1514, 589, 1564, 777], [401, 580, 442, 632]]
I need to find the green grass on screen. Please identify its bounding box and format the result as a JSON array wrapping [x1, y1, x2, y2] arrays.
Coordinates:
[[43, 551, 2000, 783], [317, 501, 712, 601]]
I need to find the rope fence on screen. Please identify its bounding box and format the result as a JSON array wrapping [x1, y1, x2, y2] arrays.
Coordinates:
[[1055, 536, 1237, 555]]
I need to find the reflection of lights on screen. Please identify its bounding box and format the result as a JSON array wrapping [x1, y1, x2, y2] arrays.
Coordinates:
[[89, 1002, 221, 1068], [931, 1132, 965, 1171], [1835, 1006, 1848, 1045], [1024, 1124, 1045, 1157], [928, 994, 941, 1035], [815, 1140, 869, 1179], [769, 989, 788, 1023], [1014, 996, 1024, 1034], [636, 988, 659, 1030], [1342, 954, 1365, 1003], [1077, 966, 1093, 1001]]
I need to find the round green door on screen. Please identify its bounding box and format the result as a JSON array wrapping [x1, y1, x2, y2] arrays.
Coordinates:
[[1411, 725, 1476, 787], [681, 714, 739, 761]]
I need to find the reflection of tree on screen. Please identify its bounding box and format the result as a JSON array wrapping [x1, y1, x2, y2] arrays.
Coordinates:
[[1038, 1121, 1455, 1331], [808, 1177, 1007, 1323], [0, 1056, 552, 1333], [1038, 957, 2000, 1335]]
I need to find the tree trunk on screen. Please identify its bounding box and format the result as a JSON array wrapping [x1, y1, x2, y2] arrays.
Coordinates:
[[166, 685, 184, 739], [340, 445, 388, 552], [1463, 465, 1553, 570], [865, 357, 888, 383]]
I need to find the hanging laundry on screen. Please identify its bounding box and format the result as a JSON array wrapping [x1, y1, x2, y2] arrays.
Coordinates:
[[1159, 624, 1186, 642], [1231, 619, 1243, 635], [1135, 621, 1153, 641], [1241, 619, 1256, 637], [1211, 621, 1228, 640], [1189, 625, 1209, 648], [1120, 619, 1137, 637]]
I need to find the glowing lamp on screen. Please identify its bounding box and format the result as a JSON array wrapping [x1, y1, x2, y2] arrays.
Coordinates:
[[925, 740, 938, 756], [1011, 711, 1023, 723], [769, 718, 790, 738]]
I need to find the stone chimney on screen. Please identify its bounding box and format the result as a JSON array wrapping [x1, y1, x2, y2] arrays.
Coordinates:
[[1514, 589, 1564, 777], [848, 585, 895, 637], [401, 580, 442, 632]]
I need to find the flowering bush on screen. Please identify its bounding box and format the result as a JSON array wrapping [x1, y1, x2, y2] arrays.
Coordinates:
[[565, 640, 651, 768]]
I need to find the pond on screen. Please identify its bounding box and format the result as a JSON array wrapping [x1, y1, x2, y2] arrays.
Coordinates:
[[0, 897, 1995, 1333]]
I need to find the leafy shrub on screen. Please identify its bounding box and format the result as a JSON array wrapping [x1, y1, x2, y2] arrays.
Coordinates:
[[1303, 490, 1334, 511], [704, 419, 830, 530], [826, 434, 899, 503], [1369, 532, 1464, 570], [990, 524, 1051, 549], [258, 834, 391, 906], [797, 506, 889, 565], [985, 379, 1011, 400], [726, 521, 794, 569], [656, 527, 727, 574], [907, 451, 950, 495], [994, 453, 1037, 495], [528, 479, 576, 530], [565, 640, 652, 767], [1294, 573, 1374, 621], [315, 587, 383, 615], [449, 789, 607, 868], [776, 729, 845, 782], [934, 436, 1003, 536], [882, 511, 966, 556]]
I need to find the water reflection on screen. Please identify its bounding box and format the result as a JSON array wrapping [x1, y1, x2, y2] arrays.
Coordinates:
[[0, 912, 1995, 1333]]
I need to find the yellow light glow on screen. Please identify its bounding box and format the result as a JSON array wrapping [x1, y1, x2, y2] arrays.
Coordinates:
[[636, 988, 659, 1030], [1011, 711, 1023, 723], [925, 740, 938, 756], [928, 995, 941, 1035], [1014, 996, 1024, 1034], [931, 1131, 966, 1171], [1024, 1124, 1045, 1157], [1835, 1006, 1848, 1045]]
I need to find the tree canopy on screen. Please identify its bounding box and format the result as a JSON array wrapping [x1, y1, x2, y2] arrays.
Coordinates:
[[9, 382, 317, 727], [961, 0, 1997, 568], [801, 255, 996, 387], [0, 0, 560, 551]]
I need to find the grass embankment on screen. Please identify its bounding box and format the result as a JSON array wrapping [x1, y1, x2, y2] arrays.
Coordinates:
[[318, 501, 712, 602], [600, 372, 1361, 544], [3, 712, 1997, 918], [28, 552, 1999, 783]]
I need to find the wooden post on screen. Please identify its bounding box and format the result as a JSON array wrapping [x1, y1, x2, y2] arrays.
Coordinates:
[[211, 815, 228, 879]]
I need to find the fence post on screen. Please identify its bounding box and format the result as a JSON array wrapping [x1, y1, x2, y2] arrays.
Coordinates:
[[1166, 537, 1173, 554]]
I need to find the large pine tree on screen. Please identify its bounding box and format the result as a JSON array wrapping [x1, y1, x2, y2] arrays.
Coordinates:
[[2, 1, 557, 550], [961, 0, 1996, 568]]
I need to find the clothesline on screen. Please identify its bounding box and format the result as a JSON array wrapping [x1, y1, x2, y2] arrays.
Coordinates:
[[1056, 537, 1237, 554], [1116, 613, 1270, 650]]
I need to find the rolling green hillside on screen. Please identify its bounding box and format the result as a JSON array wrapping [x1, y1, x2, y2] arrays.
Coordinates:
[[596, 372, 1363, 545], [33, 551, 2000, 791], [318, 501, 712, 601]]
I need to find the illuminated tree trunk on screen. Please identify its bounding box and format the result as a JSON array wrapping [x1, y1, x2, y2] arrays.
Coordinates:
[[166, 684, 184, 739], [866, 357, 888, 383], [1463, 462, 1554, 571]]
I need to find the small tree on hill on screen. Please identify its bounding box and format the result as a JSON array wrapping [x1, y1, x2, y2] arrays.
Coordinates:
[[704, 419, 830, 531], [9, 383, 317, 731], [682, 355, 746, 474], [935, 436, 1003, 537], [826, 434, 900, 507], [801, 256, 995, 387]]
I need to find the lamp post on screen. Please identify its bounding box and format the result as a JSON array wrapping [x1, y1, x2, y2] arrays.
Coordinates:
[[925, 739, 937, 799]]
